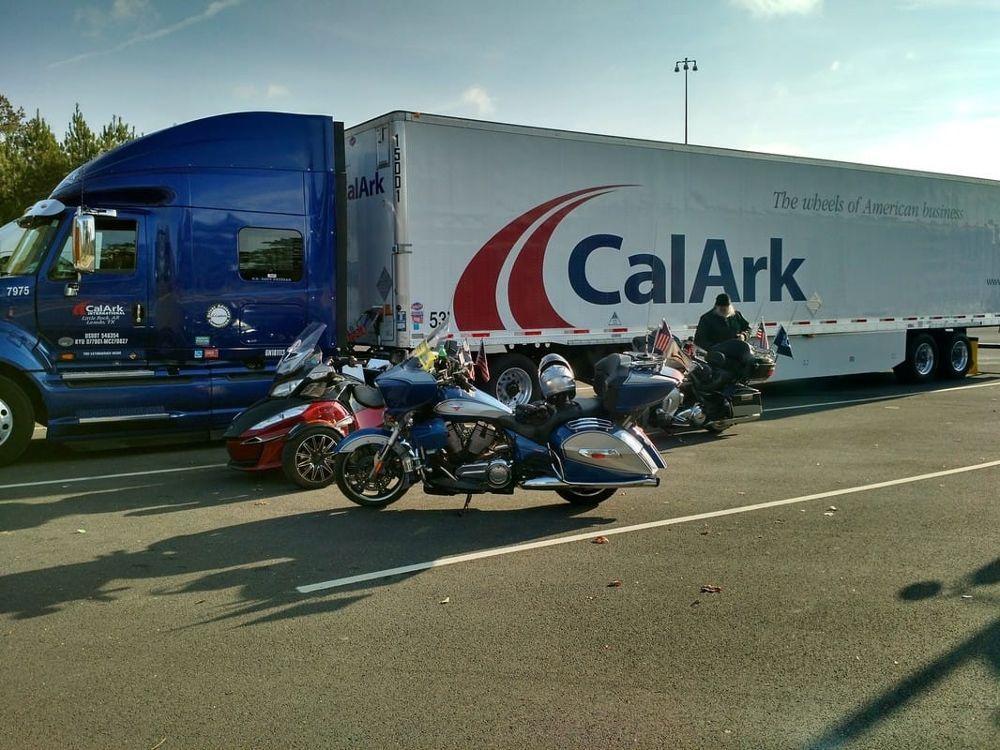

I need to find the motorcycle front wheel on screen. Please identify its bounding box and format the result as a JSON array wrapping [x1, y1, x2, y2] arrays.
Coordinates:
[[556, 488, 616, 506], [334, 444, 408, 508]]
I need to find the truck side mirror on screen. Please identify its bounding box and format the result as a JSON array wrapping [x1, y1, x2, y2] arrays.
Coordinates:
[[72, 212, 96, 273]]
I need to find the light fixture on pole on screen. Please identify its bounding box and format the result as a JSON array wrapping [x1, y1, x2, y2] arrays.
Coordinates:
[[674, 57, 698, 145]]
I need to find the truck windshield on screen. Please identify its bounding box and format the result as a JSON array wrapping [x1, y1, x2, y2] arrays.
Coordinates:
[[0, 218, 60, 277]]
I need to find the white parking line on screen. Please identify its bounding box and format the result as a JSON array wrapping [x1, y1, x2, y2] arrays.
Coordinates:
[[765, 378, 1000, 414], [296, 458, 1000, 594], [0, 463, 226, 492]]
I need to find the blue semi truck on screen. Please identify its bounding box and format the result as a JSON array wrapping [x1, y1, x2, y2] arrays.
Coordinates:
[[0, 112, 351, 465], [2, 109, 997, 467]]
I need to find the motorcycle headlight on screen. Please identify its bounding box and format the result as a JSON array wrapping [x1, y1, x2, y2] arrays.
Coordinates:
[[269, 378, 303, 398], [250, 404, 309, 432]]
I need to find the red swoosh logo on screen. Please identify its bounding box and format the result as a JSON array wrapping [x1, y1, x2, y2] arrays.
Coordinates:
[[453, 186, 626, 330], [508, 191, 615, 329]]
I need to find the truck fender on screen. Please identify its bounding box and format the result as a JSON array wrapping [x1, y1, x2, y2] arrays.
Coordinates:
[[0, 321, 51, 373]]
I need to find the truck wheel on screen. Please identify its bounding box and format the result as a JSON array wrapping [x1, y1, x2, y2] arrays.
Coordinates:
[[487, 353, 539, 407], [0, 376, 34, 466], [939, 334, 971, 379], [281, 426, 343, 489], [894, 333, 938, 384]]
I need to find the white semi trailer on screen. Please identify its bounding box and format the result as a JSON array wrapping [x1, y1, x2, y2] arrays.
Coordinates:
[[345, 111, 1000, 405]]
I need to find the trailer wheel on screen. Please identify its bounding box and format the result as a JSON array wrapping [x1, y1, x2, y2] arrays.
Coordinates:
[[894, 333, 938, 384], [487, 353, 539, 407], [0, 375, 34, 467], [938, 334, 971, 379]]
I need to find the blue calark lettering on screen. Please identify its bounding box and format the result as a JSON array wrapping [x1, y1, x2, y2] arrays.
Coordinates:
[[566, 233, 806, 305], [346, 170, 386, 200]]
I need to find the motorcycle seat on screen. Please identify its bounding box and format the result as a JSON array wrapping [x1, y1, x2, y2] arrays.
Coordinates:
[[500, 396, 606, 444], [353, 384, 385, 409]]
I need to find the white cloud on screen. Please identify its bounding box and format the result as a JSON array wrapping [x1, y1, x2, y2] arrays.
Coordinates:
[[111, 0, 151, 19], [829, 59, 841, 71], [850, 116, 1000, 180], [266, 84, 290, 99], [460, 85, 496, 116], [730, 0, 822, 16], [54, 0, 244, 68]]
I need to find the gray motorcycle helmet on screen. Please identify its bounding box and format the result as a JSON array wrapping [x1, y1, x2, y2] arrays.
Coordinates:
[[538, 353, 576, 403]]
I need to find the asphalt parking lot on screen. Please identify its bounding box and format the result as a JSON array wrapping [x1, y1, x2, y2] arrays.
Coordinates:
[[2, 341, 999, 750]]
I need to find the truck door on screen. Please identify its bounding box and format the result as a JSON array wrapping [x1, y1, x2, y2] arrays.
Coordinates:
[[35, 213, 150, 369]]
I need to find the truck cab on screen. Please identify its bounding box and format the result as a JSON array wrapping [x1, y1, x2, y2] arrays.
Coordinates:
[[0, 111, 347, 466]]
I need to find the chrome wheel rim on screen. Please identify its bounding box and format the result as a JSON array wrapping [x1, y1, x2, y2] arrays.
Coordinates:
[[950, 340, 969, 373], [294, 433, 338, 484], [0, 397, 12, 447], [914, 342, 935, 376], [341, 444, 404, 501], [495, 367, 533, 407]]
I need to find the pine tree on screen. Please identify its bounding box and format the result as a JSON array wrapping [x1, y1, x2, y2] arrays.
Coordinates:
[[96, 114, 137, 153], [0, 95, 138, 224], [63, 103, 99, 166], [8, 109, 67, 220]]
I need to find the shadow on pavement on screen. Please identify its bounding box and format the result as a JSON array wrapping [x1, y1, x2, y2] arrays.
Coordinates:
[[0, 476, 282, 530], [807, 558, 1000, 749], [0, 501, 615, 625]]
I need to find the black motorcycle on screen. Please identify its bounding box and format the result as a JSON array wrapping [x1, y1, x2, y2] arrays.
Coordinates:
[[631, 334, 775, 434]]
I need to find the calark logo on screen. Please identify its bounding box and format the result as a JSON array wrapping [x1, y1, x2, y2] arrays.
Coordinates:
[[452, 186, 806, 331], [71, 301, 126, 326]]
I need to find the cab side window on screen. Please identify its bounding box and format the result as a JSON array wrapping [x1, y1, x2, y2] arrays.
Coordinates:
[[50, 218, 138, 280], [238, 227, 303, 282]]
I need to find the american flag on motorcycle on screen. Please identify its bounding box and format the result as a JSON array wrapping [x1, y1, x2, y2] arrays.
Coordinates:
[[755, 320, 769, 350], [652, 320, 672, 354], [474, 340, 490, 384]]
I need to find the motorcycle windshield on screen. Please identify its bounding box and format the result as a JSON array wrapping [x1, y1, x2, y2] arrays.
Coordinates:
[[390, 314, 451, 376], [277, 322, 327, 376]]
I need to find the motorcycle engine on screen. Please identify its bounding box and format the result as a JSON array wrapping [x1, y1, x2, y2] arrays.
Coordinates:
[[444, 421, 513, 489]]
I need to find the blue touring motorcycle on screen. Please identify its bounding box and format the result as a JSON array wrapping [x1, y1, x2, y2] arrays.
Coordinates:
[[331, 324, 679, 509]]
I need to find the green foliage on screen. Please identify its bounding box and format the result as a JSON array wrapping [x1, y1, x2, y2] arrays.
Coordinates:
[[0, 94, 139, 225]]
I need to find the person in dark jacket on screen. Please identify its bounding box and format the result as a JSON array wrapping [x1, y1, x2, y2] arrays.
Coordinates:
[[694, 293, 751, 350]]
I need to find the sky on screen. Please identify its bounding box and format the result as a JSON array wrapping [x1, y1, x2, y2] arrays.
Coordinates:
[[2, 0, 1000, 178]]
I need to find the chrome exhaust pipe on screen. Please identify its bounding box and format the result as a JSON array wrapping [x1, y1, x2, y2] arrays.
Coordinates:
[[520, 476, 660, 490], [710, 414, 761, 428]]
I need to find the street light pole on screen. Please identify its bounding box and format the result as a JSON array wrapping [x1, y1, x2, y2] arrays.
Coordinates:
[[674, 57, 698, 145]]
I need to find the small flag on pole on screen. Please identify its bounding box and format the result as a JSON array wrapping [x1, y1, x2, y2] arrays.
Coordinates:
[[474, 340, 491, 384], [652, 319, 672, 354], [755, 320, 769, 350], [773, 325, 793, 358]]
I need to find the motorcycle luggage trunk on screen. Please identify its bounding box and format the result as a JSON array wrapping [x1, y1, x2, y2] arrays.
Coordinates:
[[751, 356, 776, 381]]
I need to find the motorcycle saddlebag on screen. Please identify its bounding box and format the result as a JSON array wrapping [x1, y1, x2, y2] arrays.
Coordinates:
[[728, 385, 762, 419]]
